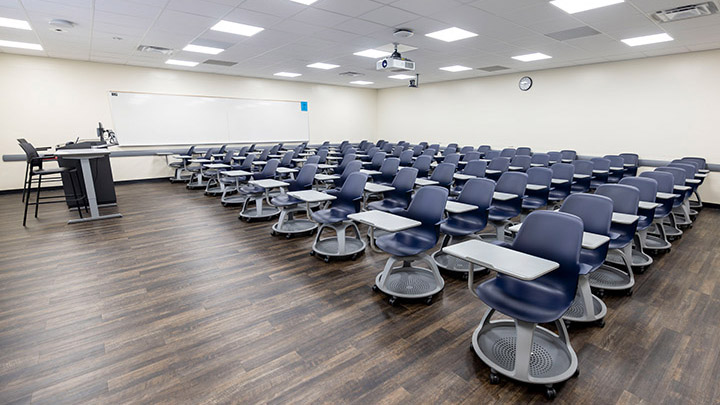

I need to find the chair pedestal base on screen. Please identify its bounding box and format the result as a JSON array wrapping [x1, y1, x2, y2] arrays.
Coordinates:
[[589, 245, 635, 293], [186, 173, 208, 189], [239, 196, 280, 221], [431, 235, 489, 278], [605, 248, 652, 270], [563, 275, 607, 324], [169, 168, 191, 183], [374, 254, 444, 304], [472, 309, 578, 391], [312, 221, 366, 261], [272, 207, 317, 236]]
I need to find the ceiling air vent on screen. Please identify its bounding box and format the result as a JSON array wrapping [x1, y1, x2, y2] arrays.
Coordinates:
[[203, 60, 237, 67], [136, 45, 174, 55], [478, 65, 510, 72], [339, 71, 364, 77], [652, 2, 718, 22]]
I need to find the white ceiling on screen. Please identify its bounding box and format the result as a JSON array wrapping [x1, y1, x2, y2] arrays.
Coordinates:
[[1, 0, 720, 88]]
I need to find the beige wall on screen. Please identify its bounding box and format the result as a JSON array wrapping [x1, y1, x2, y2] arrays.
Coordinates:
[[0, 53, 377, 190], [376, 50, 720, 203]]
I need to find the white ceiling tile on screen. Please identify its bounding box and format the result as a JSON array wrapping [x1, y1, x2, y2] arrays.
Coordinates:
[[222, 7, 284, 28], [238, 0, 303, 18], [334, 17, 386, 35], [153, 9, 216, 34], [314, 0, 383, 17], [358, 6, 419, 27], [166, 0, 234, 19], [291, 7, 349, 28], [391, 0, 463, 16], [94, 0, 162, 19]]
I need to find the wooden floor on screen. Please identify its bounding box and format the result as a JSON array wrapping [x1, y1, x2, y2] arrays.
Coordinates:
[[1, 181, 719, 404]]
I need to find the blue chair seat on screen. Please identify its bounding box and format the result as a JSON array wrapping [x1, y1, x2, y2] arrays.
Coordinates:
[[579, 249, 605, 274], [375, 229, 437, 257], [489, 206, 518, 221], [240, 185, 263, 194], [548, 189, 568, 200], [608, 232, 633, 249], [440, 216, 487, 236], [475, 275, 570, 324], [367, 199, 406, 212], [522, 196, 545, 210], [311, 207, 353, 224], [271, 194, 302, 207], [636, 215, 651, 230], [325, 189, 341, 197]]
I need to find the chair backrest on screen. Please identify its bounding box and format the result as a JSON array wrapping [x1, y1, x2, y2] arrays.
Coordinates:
[[429, 143, 440, 152], [447, 143, 458, 149], [461, 151, 480, 162], [510, 155, 531, 171], [335, 160, 362, 187], [531, 153, 550, 167], [496, 171, 528, 197], [240, 154, 255, 170], [268, 144, 280, 155], [406, 186, 449, 230], [551, 163, 574, 181], [333, 172, 368, 212], [430, 162, 455, 187], [561, 150, 577, 161], [640, 171, 674, 193], [419, 142, 428, 148], [279, 151, 295, 166], [338, 154, 356, 170], [620, 176, 657, 203], [290, 164, 318, 191], [248, 143, 256, 152], [669, 162, 697, 178], [516, 147, 532, 156], [366, 146, 379, 159], [560, 193, 613, 236], [380, 157, 400, 177], [655, 166, 686, 186], [443, 153, 461, 167], [547, 151, 561, 163], [458, 178, 495, 210], [218, 144, 228, 155], [682, 157, 706, 170], [18, 140, 40, 163], [257, 148, 270, 161], [344, 147, 356, 156], [381, 143, 393, 152], [603, 155, 624, 168], [316, 149, 328, 163], [306, 155, 321, 165], [422, 148, 436, 156], [596, 184, 639, 215], [500, 148, 516, 158], [399, 150, 414, 165], [391, 167, 419, 191], [477, 145, 491, 153], [673, 159, 699, 172], [220, 150, 235, 164], [484, 150, 500, 160], [527, 167, 552, 187], [236, 146, 248, 156], [370, 151, 386, 169], [512, 211, 582, 295], [412, 155, 432, 177], [619, 153, 639, 166], [591, 157, 610, 171], [488, 157, 510, 172], [201, 149, 213, 159], [391, 147, 403, 157], [255, 159, 279, 179], [572, 160, 593, 175], [463, 160, 487, 177], [460, 146, 475, 154], [412, 145, 424, 156], [186, 145, 196, 155], [443, 146, 457, 155]]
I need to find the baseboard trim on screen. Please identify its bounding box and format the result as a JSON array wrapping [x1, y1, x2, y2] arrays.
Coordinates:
[[0, 176, 169, 195]]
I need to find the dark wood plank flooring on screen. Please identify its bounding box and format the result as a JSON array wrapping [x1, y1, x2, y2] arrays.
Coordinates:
[[1, 181, 719, 404]]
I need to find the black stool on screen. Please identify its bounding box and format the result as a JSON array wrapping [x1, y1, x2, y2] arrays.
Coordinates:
[[19, 141, 86, 226]]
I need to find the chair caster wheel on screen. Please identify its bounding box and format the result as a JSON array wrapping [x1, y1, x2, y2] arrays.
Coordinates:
[[324, 256, 330, 263], [351, 254, 358, 261], [372, 284, 379, 292], [625, 289, 633, 297], [637, 266, 646, 274], [461, 273, 468, 281], [545, 387, 557, 400], [596, 289, 605, 299], [596, 319, 605, 328], [425, 296, 433, 305], [222, 203, 228, 207], [389, 296, 398, 306], [285, 234, 292, 239], [573, 369, 580, 378], [563, 320, 572, 330], [489, 372, 500, 385], [309, 251, 315, 256], [271, 231, 277, 236]]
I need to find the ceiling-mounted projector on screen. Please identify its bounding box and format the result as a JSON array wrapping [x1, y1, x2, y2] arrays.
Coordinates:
[[376, 43, 415, 72]]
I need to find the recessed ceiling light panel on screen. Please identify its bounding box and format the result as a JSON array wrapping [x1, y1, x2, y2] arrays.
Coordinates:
[[439, 65, 472, 72], [550, 0, 624, 14], [307, 62, 339, 70], [388, 74, 415, 80], [183, 44, 224, 55], [166, 59, 199, 67], [621, 33, 673, 46], [289, 0, 318, 4], [353, 49, 392, 58], [0, 39, 42, 50], [425, 27, 478, 42], [512, 52, 552, 62], [274, 72, 302, 77], [211, 20, 264, 37], [350, 81, 374, 85], [0, 16, 31, 30]]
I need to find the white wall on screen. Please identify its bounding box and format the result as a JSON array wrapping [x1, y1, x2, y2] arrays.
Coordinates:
[[377, 50, 720, 203], [0, 53, 377, 190]]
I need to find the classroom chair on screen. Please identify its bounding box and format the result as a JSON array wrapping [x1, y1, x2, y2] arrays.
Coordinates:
[[604, 155, 626, 183], [367, 167, 418, 213], [521, 167, 552, 218], [560, 149, 577, 163], [619, 153, 639, 177], [460, 145, 475, 154], [570, 160, 593, 194], [373, 186, 449, 306], [203, 150, 236, 196], [442, 153, 461, 168], [186, 149, 215, 189], [239, 159, 281, 221], [509, 155, 531, 172], [428, 162, 455, 190], [311, 172, 368, 262], [469, 210, 583, 400], [271, 164, 319, 238], [484, 150, 501, 160], [399, 150, 414, 167], [327, 161, 362, 193], [432, 178, 494, 276], [366, 152, 386, 171], [530, 153, 550, 167], [485, 172, 527, 242], [548, 163, 574, 205], [412, 155, 432, 178], [559, 193, 612, 327], [453, 160, 487, 195], [485, 157, 510, 181], [516, 147, 532, 156], [500, 148, 516, 158], [655, 166, 693, 229], [547, 151, 562, 165], [278, 151, 295, 169], [610, 177, 657, 271], [167, 145, 196, 183], [412, 145, 424, 157], [589, 184, 640, 297], [332, 154, 356, 175], [462, 151, 481, 163], [639, 171, 677, 250], [590, 158, 611, 189], [373, 157, 400, 186]]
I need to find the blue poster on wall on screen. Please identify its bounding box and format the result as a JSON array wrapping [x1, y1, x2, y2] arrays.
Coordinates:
[[300, 101, 308, 112]]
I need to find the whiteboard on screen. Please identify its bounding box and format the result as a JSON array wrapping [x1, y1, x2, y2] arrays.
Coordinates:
[[108, 91, 310, 146]]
